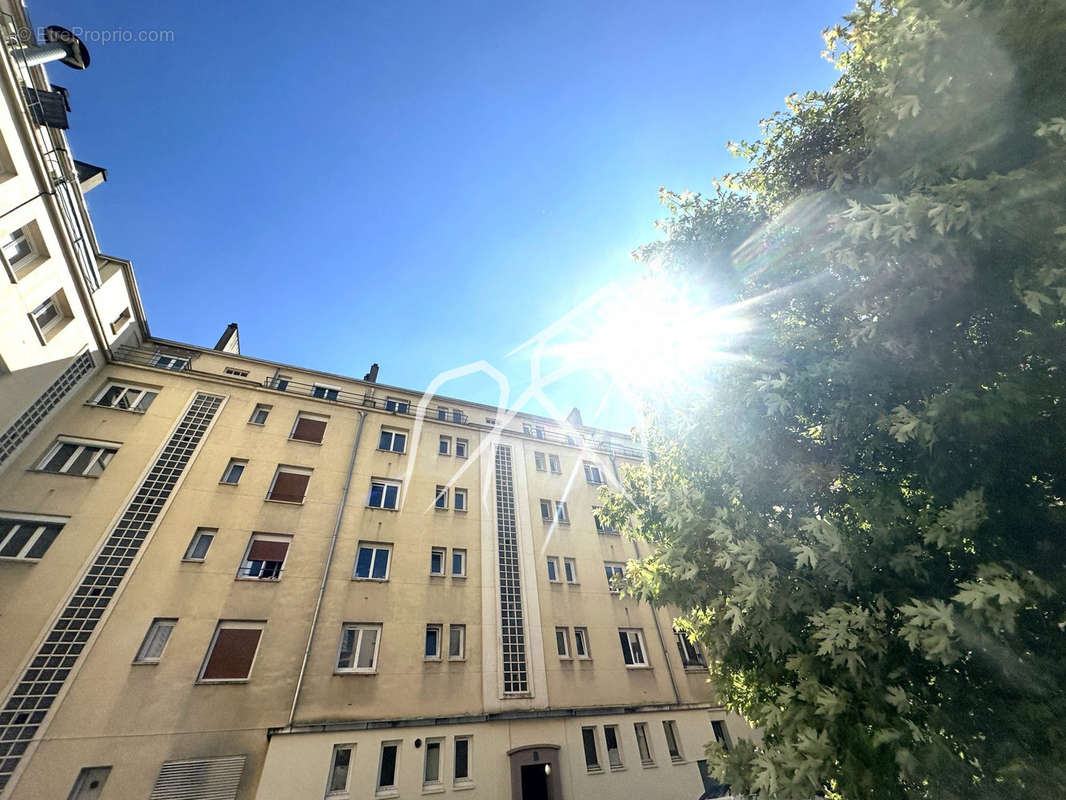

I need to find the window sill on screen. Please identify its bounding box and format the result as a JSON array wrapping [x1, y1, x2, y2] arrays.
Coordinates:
[[131, 659, 160, 666], [376, 449, 406, 456], [288, 437, 323, 445], [335, 669, 378, 676], [235, 577, 282, 583], [84, 402, 147, 414], [683, 665, 707, 672], [0, 556, 38, 564], [452, 574, 467, 580], [30, 469, 98, 479], [196, 678, 250, 685], [181, 558, 206, 564], [640, 761, 657, 769], [265, 497, 305, 505], [429, 573, 445, 579], [424, 656, 442, 662], [353, 577, 389, 583], [454, 508, 468, 513], [624, 664, 652, 670], [448, 657, 466, 663], [452, 781, 475, 792], [375, 790, 399, 799], [422, 785, 445, 795], [219, 481, 240, 487], [586, 767, 604, 775], [366, 505, 399, 512], [669, 757, 687, 765], [247, 421, 265, 426], [609, 766, 626, 772], [434, 507, 449, 512]]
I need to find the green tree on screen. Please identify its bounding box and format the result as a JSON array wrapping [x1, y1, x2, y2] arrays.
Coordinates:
[[603, 1, 1066, 797]]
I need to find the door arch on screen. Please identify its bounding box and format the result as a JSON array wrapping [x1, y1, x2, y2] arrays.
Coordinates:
[[507, 743, 562, 800]]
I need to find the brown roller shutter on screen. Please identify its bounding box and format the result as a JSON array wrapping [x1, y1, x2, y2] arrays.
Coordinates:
[[268, 471, 309, 502], [291, 417, 326, 443], [202, 627, 262, 680], [247, 539, 289, 562]]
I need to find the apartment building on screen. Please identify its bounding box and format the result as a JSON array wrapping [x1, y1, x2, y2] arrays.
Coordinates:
[[0, 4, 749, 799]]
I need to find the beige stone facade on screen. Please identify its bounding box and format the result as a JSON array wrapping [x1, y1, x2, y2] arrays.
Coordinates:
[[0, 4, 750, 799]]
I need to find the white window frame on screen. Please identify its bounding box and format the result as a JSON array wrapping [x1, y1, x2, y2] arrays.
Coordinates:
[[605, 562, 625, 592], [1, 225, 35, 273], [384, 396, 410, 414], [455, 438, 468, 459], [454, 487, 468, 512], [223, 366, 249, 377], [453, 736, 472, 786], [620, 627, 650, 668], [663, 720, 684, 762], [634, 722, 655, 766], [448, 624, 466, 661], [574, 626, 591, 659], [92, 382, 157, 413], [197, 620, 265, 683], [546, 556, 560, 583], [425, 623, 443, 660], [30, 294, 65, 338], [534, 452, 546, 471], [556, 626, 571, 659], [437, 406, 449, 420], [353, 541, 393, 581], [423, 737, 444, 788], [182, 527, 216, 562], [675, 630, 707, 668], [378, 427, 407, 454], [311, 382, 341, 401], [237, 533, 291, 581], [563, 557, 578, 583], [367, 478, 401, 510], [451, 548, 467, 578], [336, 622, 382, 674], [604, 724, 624, 770], [149, 352, 188, 371], [133, 618, 176, 664], [548, 454, 561, 474], [377, 740, 401, 793], [221, 458, 248, 485], [439, 435, 451, 456], [248, 404, 271, 425], [434, 485, 449, 510], [37, 436, 119, 476], [0, 512, 66, 561], [327, 743, 355, 796], [430, 546, 446, 577], [584, 462, 605, 484], [555, 501, 570, 524]]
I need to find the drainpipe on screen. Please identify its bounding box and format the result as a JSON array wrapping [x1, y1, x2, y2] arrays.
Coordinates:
[[287, 411, 367, 726]]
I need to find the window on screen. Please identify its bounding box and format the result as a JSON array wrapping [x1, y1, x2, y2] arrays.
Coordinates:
[[337, 623, 381, 673], [2, 226, 33, 269], [93, 382, 157, 412], [584, 462, 604, 484], [555, 627, 571, 658], [425, 623, 442, 659], [67, 767, 111, 800], [563, 557, 577, 583], [619, 628, 649, 667], [534, 452, 546, 471], [663, 721, 683, 761], [311, 383, 340, 401], [30, 293, 67, 339], [435, 485, 449, 510], [272, 375, 291, 391], [439, 435, 451, 455], [675, 630, 706, 668], [237, 534, 290, 580], [248, 404, 271, 425], [327, 744, 354, 795], [223, 367, 249, 377], [37, 437, 118, 476], [451, 548, 466, 577], [384, 397, 409, 414], [430, 547, 446, 576], [604, 725, 623, 769], [452, 409, 463, 423], [423, 738, 443, 788], [581, 726, 601, 771], [604, 562, 625, 592], [377, 428, 407, 454], [523, 423, 545, 439], [110, 307, 132, 334], [199, 621, 264, 682], [540, 499, 568, 523], [453, 736, 471, 784], [448, 624, 465, 660], [437, 406, 448, 420], [268, 465, 312, 502], [354, 542, 392, 580], [540, 499, 552, 522], [220, 458, 247, 485], [594, 509, 618, 534], [454, 488, 467, 512], [634, 723, 654, 765], [377, 741, 399, 793], [711, 720, 730, 751], [133, 618, 176, 663], [455, 438, 468, 458], [149, 352, 188, 371], [547, 454, 560, 474], [367, 479, 400, 509], [290, 412, 328, 443], [0, 514, 64, 560], [546, 556, 560, 582], [574, 627, 590, 659], [183, 527, 215, 561], [555, 501, 569, 523]]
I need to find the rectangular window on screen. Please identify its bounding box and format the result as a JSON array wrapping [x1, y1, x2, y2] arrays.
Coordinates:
[[425, 623, 442, 659], [290, 412, 328, 443], [711, 720, 730, 751], [273, 375, 291, 391], [384, 397, 409, 414], [594, 509, 618, 534], [378, 741, 399, 792], [237, 534, 290, 580], [2, 226, 33, 269], [604, 562, 625, 592], [93, 382, 157, 412], [675, 631, 706, 668], [619, 628, 649, 667], [354, 542, 392, 580], [434, 485, 449, 510], [220, 458, 247, 485], [248, 404, 271, 425], [110, 307, 132, 334], [546, 556, 559, 582], [574, 627, 590, 659], [555, 501, 569, 524], [268, 465, 312, 503], [423, 737, 443, 787], [367, 478, 400, 509], [451, 548, 467, 577], [182, 527, 215, 561], [453, 736, 471, 784], [663, 721, 683, 761], [30, 293, 67, 339], [337, 623, 381, 673], [454, 488, 467, 512], [311, 383, 340, 401], [581, 726, 601, 771], [439, 435, 451, 455], [37, 437, 118, 477], [448, 624, 465, 660], [549, 454, 561, 474], [0, 514, 64, 560], [452, 409, 463, 423], [455, 438, 468, 458], [430, 547, 446, 576], [584, 462, 604, 484], [149, 352, 188, 371], [534, 452, 546, 471], [555, 627, 571, 658], [134, 618, 176, 663], [539, 499, 552, 522], [563, 557, 577, 583], [378, 428, 407, 453], [634, 723, 654, 765], [223, 367, 249, 377], [327, 744, 354, 795], [604, 725, 623, 769], [199, 621, 264, 682], [437, 406, 448, 420]]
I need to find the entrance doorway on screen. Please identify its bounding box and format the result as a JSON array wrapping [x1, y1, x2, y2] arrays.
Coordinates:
[[507, 743, 561, 800], [520, 763, 550, 800]]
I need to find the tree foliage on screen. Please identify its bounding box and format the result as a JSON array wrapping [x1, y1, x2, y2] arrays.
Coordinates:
[[604, 1, 1066, 797]]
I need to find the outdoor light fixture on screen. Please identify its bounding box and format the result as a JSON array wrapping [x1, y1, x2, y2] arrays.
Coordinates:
[[13, 26, 90, 69]]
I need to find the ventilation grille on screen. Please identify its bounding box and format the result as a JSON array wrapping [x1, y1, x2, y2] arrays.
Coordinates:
[[0, 351, 94, 466], [494, 444, 528, 694], [149, 755, 245, 800], [0, 393, 224, 792]]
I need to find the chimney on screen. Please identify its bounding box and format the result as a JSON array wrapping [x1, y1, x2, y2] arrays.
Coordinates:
[[566, 407, 583, 429], [363, 363, 379, 383], [213, 323, 240, 354]]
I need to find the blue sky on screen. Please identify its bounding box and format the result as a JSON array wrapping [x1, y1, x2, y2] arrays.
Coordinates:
[[36, 0, 852, 432]]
